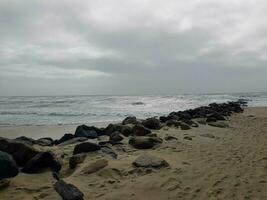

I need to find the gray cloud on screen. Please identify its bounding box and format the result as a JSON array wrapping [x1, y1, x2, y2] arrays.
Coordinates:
[[0, 0, 267, 95]]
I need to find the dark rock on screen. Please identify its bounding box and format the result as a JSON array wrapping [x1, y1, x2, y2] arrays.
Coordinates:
[[165, 120, 180, 127], [132, 124, 151, 136], [54, 180, 84, 200], [122, 116, 138, 125], [159, 116, 168, 123], [73, 142, 101, 155], [142, 118, 161, 130], [133, 154, 169, 168], [22, 152, 61, 173], [58, 137, 88, 146], [206, 117, 217, 122], [129, 136, 162, 149], [81, 159, 108, 174], [55, 133, 75, 145], [0, 151, 19, 180], [120, 125, 133, 137], [103, 124, 122, 135], [69, 153, 86, 169], [36, 137, 54, 146], [14, 136, 36, 146], [74, 125, 102, 139], [109, 131, 124, 142], [0, 138, 38, 166]]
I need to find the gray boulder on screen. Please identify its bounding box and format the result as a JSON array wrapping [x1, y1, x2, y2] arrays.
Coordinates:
[[69, 153, 87, 169], [142, 118, 161, 130], [133, 154, 169, 168]]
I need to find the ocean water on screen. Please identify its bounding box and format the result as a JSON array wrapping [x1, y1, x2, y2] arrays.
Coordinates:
[[0, 93, 267, 126]]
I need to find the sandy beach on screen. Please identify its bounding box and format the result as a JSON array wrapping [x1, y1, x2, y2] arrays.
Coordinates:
[[0, 106, 267, 200]]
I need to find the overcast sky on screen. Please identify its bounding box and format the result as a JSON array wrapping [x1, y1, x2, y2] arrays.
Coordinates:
[[0, 0, 267, 96]]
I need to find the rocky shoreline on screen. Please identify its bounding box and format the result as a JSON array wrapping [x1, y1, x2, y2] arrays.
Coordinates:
[[0, 100, 248, 199]]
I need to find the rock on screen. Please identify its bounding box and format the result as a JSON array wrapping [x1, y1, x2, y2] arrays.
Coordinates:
[[159, 116, 169, 123], [122, 116, 138, 125], [133, 154, 169, 168], [164, 136, 178, 141], [165, 120, 180, 127], [73, 142, 101, 155], [101, 146, 118, 159], [58, 137, 88, 146], [54, 180, 84, 200], [0, 138, 38, 166], [21, 152, 61, 173], [146, 133, 158, 137], [132, 124, 151, 136], [194, 118, 206, 125], [14, 136, 36, 146], [69, 154, 87, 169], [109, 131, 124, 142], [179, 122, 191, 130], [81, 159, 108, 174], [0, 151, 19, 179], [129, 136, 162, 149], [74, 125, 102, 139], [120, 125, 133, 137], [55, 133, 75, 145], [142, 118, 161, 129], [36, 137, 54, 146], [208, 122, 229, 128], [184, 136, 192, 140], [206, 117, 217, 123], [103, 124, 122, 135]]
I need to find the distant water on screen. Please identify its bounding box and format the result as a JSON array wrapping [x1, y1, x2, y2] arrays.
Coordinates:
[[0, 93, 267, 126]]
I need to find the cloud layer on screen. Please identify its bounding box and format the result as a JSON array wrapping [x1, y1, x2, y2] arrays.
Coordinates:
[[0, 0, 267, 95]]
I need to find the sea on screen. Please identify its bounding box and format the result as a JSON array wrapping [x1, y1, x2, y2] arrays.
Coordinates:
[[0, 93, 267, 126]]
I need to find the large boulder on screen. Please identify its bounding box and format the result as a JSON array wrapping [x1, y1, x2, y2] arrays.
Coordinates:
[[73, 142, 101, 155], [133, 154, 169, 168], [0, 151, 19, 179], [132, 124, 151, 136], [142, 118, 161, 130], [122, 116, 138, 125], [129, 136, 162, 149], [69, 153, 87, 169], [74, 125, 102, 139], [0, 138, 38, 166], [21, 152, 61, 173]]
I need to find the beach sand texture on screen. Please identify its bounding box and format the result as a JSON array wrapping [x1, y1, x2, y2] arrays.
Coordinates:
[[0, 107, 267, 200]]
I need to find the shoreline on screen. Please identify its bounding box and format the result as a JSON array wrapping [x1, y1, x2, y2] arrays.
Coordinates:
[[1, 103, 267, 199]]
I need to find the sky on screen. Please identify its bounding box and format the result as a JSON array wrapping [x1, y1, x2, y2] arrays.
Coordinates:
[[0, 0, 267, 96]]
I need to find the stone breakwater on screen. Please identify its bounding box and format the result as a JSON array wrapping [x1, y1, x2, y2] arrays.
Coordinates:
[[0, 100, 246, 198]]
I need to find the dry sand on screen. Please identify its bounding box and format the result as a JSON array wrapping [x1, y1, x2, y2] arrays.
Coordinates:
[[1, 107, 267, 200]]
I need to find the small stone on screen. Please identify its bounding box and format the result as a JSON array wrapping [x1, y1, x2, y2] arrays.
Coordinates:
[[81, 159, 108, 174]]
